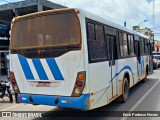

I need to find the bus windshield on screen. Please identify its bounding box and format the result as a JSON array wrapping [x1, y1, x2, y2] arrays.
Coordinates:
[[10, 10, 81, 58]]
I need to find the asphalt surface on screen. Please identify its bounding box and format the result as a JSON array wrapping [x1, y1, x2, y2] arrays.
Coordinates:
[[1, 69, 160, 120]]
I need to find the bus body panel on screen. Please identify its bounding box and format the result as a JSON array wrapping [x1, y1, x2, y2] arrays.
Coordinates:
[[10, 51, 85, 96], [137, 56, 149, 81], [88, 57, 137, 109], [10, 8, 151, 110], [88, 55, 148, 109], [88, 62, 110, 109]]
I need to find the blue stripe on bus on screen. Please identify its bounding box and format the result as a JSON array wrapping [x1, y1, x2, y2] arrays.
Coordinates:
[[32, 59, 49, 80], [111, 65, 134, 83], [18, 55, 34, 80], [46, 58, 64, 80]]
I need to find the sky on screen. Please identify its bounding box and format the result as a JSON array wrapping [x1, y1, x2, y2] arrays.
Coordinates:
[[0, 0, 160, 40]]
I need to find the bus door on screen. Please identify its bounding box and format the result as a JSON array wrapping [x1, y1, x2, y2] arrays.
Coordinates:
[[135, 40, 141, 80], [105, 35, 117, 100]]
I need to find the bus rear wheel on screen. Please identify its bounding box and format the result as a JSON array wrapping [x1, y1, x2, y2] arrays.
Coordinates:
[[119, 77, 129, 103], [142, 68, 148, 83]]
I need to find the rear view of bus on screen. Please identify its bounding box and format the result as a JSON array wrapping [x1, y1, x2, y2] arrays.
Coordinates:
[[10, 8, 89, 110]]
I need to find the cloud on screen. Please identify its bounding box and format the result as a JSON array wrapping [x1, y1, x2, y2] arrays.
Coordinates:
[[0, 0, 159, 39], [50, 0, 160, 40]]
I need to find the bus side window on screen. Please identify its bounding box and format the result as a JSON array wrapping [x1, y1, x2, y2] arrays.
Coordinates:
[[111, 35, 117, 65], [116, 32, 121, 59], [127, 34, 135, 56], [105, 34, 116, 65], [105, 35, 110, 60], [87, 21, 107, 63], [119, 32, 129, 57], [119, 32, 123, 57], [95, 24, 104, 41], [144, 39, 148, 55], [87, 22, 95, 40], [140, 37, 145, 55]]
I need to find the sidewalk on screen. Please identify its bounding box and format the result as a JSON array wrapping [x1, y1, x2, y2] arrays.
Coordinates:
[[147, 68, 160, 79]]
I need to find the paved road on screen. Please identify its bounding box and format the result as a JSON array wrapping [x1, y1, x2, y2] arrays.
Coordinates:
[[1, 69, 160, 120]]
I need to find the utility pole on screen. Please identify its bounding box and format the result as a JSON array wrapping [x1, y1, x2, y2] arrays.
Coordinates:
[[149, 0, 155, 74], [153, 0, 155, 51]]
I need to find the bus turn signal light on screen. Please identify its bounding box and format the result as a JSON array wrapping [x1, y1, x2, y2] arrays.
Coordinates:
[[78, 73, 84, 80], [10, 73, 15, 80]]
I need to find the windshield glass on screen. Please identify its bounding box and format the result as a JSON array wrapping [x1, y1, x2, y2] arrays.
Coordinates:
[[11, 10, 81, 58]]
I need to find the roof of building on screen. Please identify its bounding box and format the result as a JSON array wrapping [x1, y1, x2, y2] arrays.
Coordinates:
[[0, 0, 66, 25]]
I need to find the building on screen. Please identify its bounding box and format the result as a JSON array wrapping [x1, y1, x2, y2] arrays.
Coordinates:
[[0, 0, 65, 76], [154, 40, 160, 52], [133, 26, 160, 52], [133, 26, 153, 42]]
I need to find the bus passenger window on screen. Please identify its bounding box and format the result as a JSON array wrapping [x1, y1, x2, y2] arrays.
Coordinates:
[[120, 33, 129, 56], [95, 25, 104, 41], [118, 32, 123, 57], [87, 23, 95, 40], [128, 35, 135, 56], [140, 38, 145, 55], [87, 22, 107, 63], [130, 35, 135, 55]]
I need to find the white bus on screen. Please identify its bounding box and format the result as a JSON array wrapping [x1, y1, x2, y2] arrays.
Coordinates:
[[10, 8, 151, 110]]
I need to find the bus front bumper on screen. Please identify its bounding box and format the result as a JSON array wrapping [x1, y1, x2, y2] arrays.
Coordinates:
[[17, 93, 90, 110]]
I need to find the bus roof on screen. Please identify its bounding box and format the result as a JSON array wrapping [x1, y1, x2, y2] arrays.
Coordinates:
[[78, 8, 149, 39]]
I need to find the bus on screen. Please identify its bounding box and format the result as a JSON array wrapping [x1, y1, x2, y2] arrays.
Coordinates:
[[9, 8, 151, 110]]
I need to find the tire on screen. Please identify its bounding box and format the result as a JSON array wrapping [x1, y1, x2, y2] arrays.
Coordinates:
[[142, 68, 148, 83], [9, 94, 13, 103], [7, 90, 13, 103], [156, 63, 158, 69], [119, 77, 129, 103]]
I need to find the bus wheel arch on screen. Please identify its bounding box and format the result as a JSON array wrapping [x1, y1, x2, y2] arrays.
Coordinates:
[[123, 72, 130, 88], [118, 72, 130, 103]]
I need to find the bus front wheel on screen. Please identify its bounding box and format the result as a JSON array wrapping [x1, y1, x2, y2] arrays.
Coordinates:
[[119, 77, 129, 103]]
